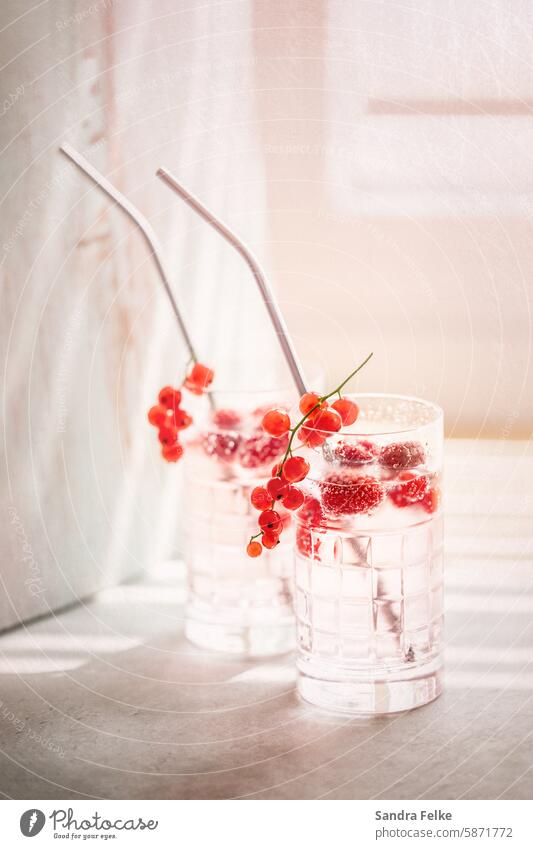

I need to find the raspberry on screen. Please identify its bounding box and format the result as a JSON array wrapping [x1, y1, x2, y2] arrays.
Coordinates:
[[297, 495, 326, 528], [379, 441, 425, 471], [319, 473, 384, 515], [421, 486, 440, 514], [202, 431, 241, 462], [262, 409, 291, 437], [331, 397, 359, 426], [333, 439, 378, 466], [389, 472, 429, 507], [212, 408, 242, 429], [296, 526, 321, 558], [239, 433, 289, 469]]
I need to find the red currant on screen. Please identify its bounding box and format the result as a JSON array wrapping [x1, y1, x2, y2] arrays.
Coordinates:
[[282, 455, 310, 483], [298, 416, 327, 448], [148, 405, 168, 427], [247, 540, 262, 557], [183, 363, 215, 395], [299, 392, 325, 415], [262, 409, 291, 437], [172, 409, 193, 430], [162, 443, 184, 462], [158, 386, 181, 409], [282, 486, 304, 511], [261, 532, 280, 550], [251, 486, 271, 510], [158, 425, 179, 446], [258, 509, 282, 533], [266, 477, 289, 501], [312, 407, 342, 434], [331, 397, 359, 427]]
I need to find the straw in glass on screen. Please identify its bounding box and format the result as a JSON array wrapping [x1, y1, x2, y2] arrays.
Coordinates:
[[156, 167, 308, 397]]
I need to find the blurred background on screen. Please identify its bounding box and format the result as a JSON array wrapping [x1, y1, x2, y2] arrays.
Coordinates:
[[1, 0, 532, 629]]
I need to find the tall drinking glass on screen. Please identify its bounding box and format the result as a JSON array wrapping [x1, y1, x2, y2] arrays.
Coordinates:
[[294, 394, 444, 713], [183, 390, 295, 656]]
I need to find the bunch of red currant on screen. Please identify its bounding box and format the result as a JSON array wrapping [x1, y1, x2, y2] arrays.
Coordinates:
[[246, 358, 368, 557], [147, 362, 214, 463]]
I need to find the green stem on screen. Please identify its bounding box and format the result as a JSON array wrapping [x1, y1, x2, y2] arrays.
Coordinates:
[[276, 351, 373, 474]]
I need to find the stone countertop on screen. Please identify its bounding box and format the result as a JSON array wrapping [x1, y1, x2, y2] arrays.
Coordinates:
[[1, 440, 532, 800]]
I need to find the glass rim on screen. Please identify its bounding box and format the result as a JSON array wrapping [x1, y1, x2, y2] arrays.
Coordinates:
[[307, 392, 443, 438]]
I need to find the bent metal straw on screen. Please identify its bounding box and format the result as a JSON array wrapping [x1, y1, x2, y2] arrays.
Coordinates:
[[156, 167, 308, 397], [59, 144, 199, 364]]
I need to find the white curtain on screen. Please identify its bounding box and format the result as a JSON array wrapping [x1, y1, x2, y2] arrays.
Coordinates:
[[0, 0, 272, 629]]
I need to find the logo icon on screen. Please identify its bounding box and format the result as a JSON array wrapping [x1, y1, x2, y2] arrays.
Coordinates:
[[20, 810, 45, 837]]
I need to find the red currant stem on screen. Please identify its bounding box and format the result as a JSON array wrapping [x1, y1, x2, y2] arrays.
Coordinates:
[[276, 352, 373, 475]]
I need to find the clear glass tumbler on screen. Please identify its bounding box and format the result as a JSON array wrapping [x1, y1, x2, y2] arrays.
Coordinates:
[[183, 390, 295, 656], [294, 394, 444, 714]]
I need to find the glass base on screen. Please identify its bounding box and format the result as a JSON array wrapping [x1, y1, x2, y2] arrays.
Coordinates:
[[297, 655, 443, 715], [185, 599, 295, 657]]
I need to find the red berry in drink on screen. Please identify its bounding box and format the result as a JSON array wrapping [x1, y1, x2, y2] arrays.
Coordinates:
[[251, 486, 271, 510], [379, 441, 425, 471], [271, 462, 286, 478], [258, 509, 282, 533], [247, 540, 262, 557], [262, 409, 291, 437], [334, 439, 378, 466], [388, 472, 429, 507], [239, 433, 289, 469], [212, 408, 242, 429], [261, 532, 280, 550], [299, 392, 323, 415], [158, 425, 179, 446], [320, 473, 384, 515], [162, 443, 184, 462], [331, 397, 359, 426], [298, 495, 326, 528], [148, 404, 169, 427], [266, 477, 289, 501], [282, 455, 310, 483], [282, 486, 304, 511], [202, 432, 241, 462], [184, 362, 214, 395], [296, 526, 321, 559], [421, 486, 440, 514], [158, 386, 182, 409]]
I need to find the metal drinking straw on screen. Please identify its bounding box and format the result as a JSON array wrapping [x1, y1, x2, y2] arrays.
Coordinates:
[[156, 167, 308, 397], [59, 144, 198, 363]]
